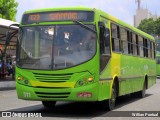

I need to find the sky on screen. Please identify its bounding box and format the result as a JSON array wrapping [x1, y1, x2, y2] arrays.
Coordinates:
[[15, 0, 160, 26]]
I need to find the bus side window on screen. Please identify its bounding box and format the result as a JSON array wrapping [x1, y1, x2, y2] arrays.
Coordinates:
[[99, 21, 111, 72], [120, 27, 128, 54], [104, 28, 111, 55], [111, 24, 120, 52], [99, 22, 111, 55], [153, 42, 156, 59], [147, 40, 151, 58], [136, 34, 139, 55], [143, 38, 148, 57], [132, 33, 137, 55], [99, 23, 105, 54], [139, 36, 143, 57], [128, 32, 133, 54], [150, 41, 152, 58]]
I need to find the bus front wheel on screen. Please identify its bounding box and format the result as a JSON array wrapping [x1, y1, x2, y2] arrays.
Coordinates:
[[100, 84, 117, 110], [108, 84, 116, 110], [42, 101, 56, 108]]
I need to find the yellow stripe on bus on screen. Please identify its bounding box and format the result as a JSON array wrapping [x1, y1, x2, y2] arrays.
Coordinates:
[[111, 53, 120, 77], [30, 81, 75, 88]]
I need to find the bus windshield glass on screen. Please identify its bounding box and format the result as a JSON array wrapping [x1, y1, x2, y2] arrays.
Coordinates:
[[17, 25, 96, 70]]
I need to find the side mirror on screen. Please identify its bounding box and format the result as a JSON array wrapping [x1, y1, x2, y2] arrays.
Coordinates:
[[10, 24, 19, 28], [5, 24, 19, 46]]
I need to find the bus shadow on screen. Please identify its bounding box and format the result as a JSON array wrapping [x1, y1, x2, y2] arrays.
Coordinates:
[[6, 93, 152, 118], [6, 102, 107, 118], [115, 93, 152, 109]]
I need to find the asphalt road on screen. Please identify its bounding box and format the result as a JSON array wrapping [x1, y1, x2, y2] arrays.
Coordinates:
[[0, 79, 160, 120]]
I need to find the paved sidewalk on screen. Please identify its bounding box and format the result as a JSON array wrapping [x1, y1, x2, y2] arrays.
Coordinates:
[[0, 76, 15, 90]]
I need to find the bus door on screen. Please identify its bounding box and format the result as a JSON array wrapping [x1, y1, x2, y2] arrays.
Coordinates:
[[99, 17, 111, 72]]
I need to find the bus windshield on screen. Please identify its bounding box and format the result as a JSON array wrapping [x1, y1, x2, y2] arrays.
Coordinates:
[[17, 24, 96, 70]]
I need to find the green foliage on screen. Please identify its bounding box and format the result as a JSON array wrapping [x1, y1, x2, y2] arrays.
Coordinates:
[[138, 17, 160, 36], [0, 0, 18, 21]]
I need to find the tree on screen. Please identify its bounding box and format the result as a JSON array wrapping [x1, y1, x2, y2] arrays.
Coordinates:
[[137, 18, 156, 35], [137, 17, 160, 36], [137, 17, 160, 53], [0, 0, 18, 21]]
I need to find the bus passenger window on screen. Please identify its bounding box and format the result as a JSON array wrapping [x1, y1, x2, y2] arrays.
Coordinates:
[[104, 28, 111, 55], [132, 33, 137, 55], [139, 36, 143, 57], [136, 35, 139, 55], [148, 40, 151, 58], [111, 24, 120, 52], [143, 38, 148, 57], [128, 32, 133, 54], [152, 42, 156, 59], [143, 39, 148, 57], [120, 28, 128, 54]]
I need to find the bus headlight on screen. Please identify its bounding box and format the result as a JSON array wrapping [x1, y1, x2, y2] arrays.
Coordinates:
[[75, 75, 94, 88], [17, 76, 25, 81], [88, 77, 94, 82], [17, 74, 30, 86]]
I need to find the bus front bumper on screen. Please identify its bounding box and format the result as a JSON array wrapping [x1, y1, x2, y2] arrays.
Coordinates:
[[16, 82, 99, 101]]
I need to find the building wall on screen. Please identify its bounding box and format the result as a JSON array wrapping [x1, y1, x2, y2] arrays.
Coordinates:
[[134, 8, 148, 27], [134, 8, 157, 27]]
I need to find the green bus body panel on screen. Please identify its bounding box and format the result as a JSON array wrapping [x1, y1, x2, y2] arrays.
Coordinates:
[[120, 54, 156, 95], [16, 52, 101, 101], [16, 7, 156, 102], [16, 82, 99, 101]]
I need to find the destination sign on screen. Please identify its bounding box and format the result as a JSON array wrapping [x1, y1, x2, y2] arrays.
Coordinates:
[[22, 11, 94, 24]]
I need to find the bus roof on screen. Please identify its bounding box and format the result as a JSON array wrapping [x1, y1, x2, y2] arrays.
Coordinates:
[[23, 7, 154, 41], [95, 9, 154, 41]]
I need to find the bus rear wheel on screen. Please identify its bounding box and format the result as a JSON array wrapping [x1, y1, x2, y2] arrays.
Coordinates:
[[136, 81, 146, 98], [42, 101, 56, 108], [132, 81, 146, 98]]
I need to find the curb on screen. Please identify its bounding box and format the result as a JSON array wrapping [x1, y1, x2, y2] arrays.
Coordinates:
[[0, 81, 16, 91]]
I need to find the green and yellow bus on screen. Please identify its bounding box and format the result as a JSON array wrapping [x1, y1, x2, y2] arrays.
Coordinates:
[[13, 7, 156, 110], [156, 55, 160, 76]]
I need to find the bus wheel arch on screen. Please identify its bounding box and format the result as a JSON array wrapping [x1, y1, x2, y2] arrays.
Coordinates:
[[134, 75, 148, 98], [113, 76, 119, 97]]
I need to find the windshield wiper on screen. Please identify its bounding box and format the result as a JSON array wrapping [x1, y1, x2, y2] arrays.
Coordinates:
[[72, 20, 96, 34]]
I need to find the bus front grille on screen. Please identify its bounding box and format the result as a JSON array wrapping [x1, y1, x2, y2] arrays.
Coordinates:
[[33, 73, 72, 82], [35, 92, 70, 98]]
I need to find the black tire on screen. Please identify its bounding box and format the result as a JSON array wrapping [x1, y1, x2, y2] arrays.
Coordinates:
[[42, 101, 56, 108], [135, 81, 146, 98], [100, 84, 117, 110], [108, 84, 117, 110]]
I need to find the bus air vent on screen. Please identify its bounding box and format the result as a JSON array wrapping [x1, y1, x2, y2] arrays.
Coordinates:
[[33, 73, 73, 82], [35, 92, 70, 98]]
